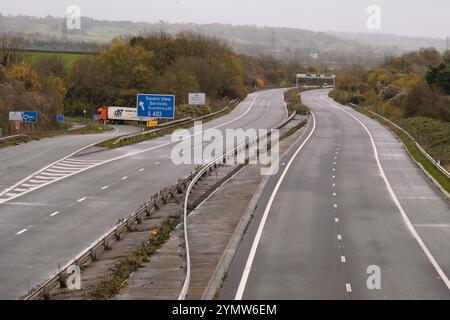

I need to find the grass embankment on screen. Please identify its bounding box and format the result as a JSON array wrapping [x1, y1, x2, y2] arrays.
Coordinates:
[[359, 109, 450, 194], [91, 216, 179, 300], [284, 88, 309, 115]]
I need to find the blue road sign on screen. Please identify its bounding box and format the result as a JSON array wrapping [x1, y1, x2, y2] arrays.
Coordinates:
[[22, 111, 38, 124], [137, 94, 175, 119], [56, 114, 65, 123], [93, 114, 99, 121]]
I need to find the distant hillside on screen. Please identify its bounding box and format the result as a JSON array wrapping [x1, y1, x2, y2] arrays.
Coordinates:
[[329, 31, 448, 52], [0, 13, 446, 67]]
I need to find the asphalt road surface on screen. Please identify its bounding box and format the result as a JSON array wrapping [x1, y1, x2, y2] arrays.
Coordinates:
[[0, 125, 139, 195], [0, 89, 287, 299], [221, 89, 450, 300]]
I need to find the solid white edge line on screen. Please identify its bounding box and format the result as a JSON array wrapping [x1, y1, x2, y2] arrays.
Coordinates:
[[334, 101, 450, 291], [234, 111, 316, 300], [0, 96, 259, 206]]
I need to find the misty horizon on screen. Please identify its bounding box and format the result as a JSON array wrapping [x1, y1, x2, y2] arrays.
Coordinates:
[[0, 0, 449, 39]]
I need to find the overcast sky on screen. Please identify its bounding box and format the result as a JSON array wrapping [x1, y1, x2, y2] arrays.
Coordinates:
[[0, 0, 448, 38]]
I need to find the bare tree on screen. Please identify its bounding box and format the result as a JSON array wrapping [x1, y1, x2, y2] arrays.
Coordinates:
[[0, 34, 24, 67]]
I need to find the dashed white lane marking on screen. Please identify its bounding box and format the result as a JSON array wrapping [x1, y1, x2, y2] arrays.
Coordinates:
[[101, 186, 109, 190], [155, 162, 160, 165], [13, 188, 28, 192], [121, 176, 128, 180], [77, 197, 86, 202], [50, 211, 59, 217], [333, 192, 337, 196], [332, 175, 335, 179], [346, 283, 352, 293], [139, 168, 145, 172], [332, 168, 336, 172], [341, 256, 346, 263], [337, 234, 342, 240], [333, 162, 336, 165], [334, 99, 450, 291], [16, 228, 28, 235], [235, 111, 316, 300], [332, 183, 336, 187], [333, 204, 338, 208], [335, 217, 339, 223]]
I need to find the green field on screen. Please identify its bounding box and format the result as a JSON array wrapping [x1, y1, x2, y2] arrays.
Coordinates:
[[21, 50, 96, 67]]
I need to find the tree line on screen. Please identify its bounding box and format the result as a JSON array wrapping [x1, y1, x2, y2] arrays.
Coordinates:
[[0, 32, 304, 133]]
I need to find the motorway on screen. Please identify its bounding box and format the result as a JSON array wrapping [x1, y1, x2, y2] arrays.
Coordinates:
[[221, 89, 450, 299], [0, 89, 287, 299], [0, 125, 139, 195]]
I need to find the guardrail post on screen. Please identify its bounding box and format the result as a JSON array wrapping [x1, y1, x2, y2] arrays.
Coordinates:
[[90, 248, 97, 261], [103, 238, 111, 250], [115, 229, 121, 241], [43, 284, 50, 300], [59, 273, 67, 288]]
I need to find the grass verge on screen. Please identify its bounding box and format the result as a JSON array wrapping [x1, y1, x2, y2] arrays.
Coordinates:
[[91, 215, 180, 300], [360, 108, 450, 194], [96, 103, 237, 149]]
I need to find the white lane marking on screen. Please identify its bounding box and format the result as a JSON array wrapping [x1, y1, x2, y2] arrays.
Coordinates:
[[77, 197, 86, 202], [121, 176, 128, 180], [16, 228, 28, 235], [346, 283, 352, 292], [101, 186, 109, 190], [337, 234, 342, 240], [22, 184, 38, 187], [50, 211, 59, 217], [335, 217, 339, 223], [333, 204, 338, 208], [155, 162, 160, 165], [139, 168, 145, 172], [334, 101, 450, 291], [332, 183, 336, 187], [40, 172, 66, 177], [341, 256, 346, 263], [333, 162, 336, 165], [333, 192, 337, 196], [0, 96, 260, 205], [332, 175, 335, 179], [35, 176, 56, 180], [29, 179, 48, 184], [332, 168, 336, 172], [6, 193, 19, 197], [235, 111, 316, 300]]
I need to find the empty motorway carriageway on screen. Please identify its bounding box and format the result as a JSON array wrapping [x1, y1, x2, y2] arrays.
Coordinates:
[[0, 90, 449, 304], [220, 89, 450, 300]]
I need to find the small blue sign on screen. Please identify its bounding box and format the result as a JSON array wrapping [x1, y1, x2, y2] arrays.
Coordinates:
[[137, 94, 175, 119], [22, 111, 38, 124], [92, 114, 99, 121], [56, 114, 65, 123]]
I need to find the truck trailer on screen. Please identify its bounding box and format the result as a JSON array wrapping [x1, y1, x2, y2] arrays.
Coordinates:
[[97, 106, 147, 124]]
